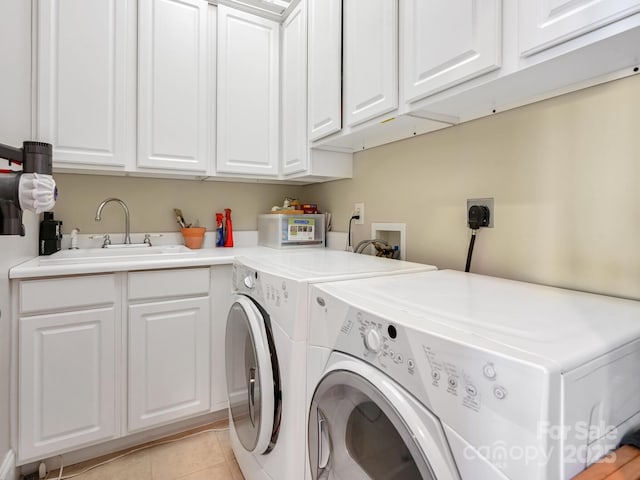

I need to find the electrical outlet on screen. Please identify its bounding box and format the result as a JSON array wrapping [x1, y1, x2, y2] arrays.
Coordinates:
[[354, 202, 364, 224], [466, 197, 494, 228]]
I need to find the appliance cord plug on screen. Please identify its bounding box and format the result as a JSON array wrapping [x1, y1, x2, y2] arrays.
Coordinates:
[[465, 205, 490, 272]]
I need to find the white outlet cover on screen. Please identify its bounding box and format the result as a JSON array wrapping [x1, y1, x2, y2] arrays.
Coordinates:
[[354, 203, 364, 224]]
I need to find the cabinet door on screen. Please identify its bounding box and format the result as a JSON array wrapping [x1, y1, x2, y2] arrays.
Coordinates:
[[210, 266, 232, 412], [138, 0, 209, 172], [19, 308, 117, 462], [281, 1, 307, 176], [308, 0, 342, 141], [519, 0, 640, 56], [36, 0, 135, 169], [343, 0, 398, 127], [403, 0, 502, 103], [217, 6, 279, 176], [128, 296, 210, 432]]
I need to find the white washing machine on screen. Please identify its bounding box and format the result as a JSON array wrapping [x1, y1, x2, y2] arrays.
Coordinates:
[[224, 249, 437, 480], [306, 270, 640, 480]]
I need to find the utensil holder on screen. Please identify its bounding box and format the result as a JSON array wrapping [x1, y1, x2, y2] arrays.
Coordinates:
[[181, 227, 206, 249]]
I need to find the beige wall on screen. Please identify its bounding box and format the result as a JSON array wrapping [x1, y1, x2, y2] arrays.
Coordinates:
[[307, 74, 640, 301], [53, 175, 305, 234], [52, 75, 640, 302]]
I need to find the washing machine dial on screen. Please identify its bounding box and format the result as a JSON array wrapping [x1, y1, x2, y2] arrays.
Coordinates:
[[364, 328, 383, 353], [243, 275, 255, 289]]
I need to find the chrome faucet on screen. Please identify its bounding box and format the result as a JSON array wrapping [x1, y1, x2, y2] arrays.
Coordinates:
[[95, 198, 132, 245]]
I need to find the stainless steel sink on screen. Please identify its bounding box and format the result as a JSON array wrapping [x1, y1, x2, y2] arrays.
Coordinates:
[[39, 245, 196, 264]]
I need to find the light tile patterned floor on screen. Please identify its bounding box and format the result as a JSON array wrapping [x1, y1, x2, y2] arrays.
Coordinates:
[[45, 422, 245, 480]]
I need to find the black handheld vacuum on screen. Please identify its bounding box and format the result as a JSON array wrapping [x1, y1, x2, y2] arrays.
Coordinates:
[[0, 141, 56, 236]]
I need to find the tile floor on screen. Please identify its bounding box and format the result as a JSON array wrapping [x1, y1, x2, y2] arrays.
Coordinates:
[[44, 421, 245, 480]]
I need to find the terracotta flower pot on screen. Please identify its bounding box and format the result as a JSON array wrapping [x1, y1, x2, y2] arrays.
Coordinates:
[[181, 227, 206, 249]]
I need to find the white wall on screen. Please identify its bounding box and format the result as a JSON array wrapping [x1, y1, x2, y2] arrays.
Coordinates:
[[307, 74, 640, 301], [0, 0, 35, 468]]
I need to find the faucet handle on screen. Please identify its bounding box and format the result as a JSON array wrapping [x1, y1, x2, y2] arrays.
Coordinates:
[[102, 234, 111, 248], [144, 234, 152, 246]]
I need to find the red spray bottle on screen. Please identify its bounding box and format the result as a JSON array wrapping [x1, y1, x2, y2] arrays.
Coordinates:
[[215, 212, 224, 247], [223, 208, 234, 247]]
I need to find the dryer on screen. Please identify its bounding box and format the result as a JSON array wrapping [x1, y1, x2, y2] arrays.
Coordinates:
[[306, 270, 640, 480], [224, 249, 436, 480]]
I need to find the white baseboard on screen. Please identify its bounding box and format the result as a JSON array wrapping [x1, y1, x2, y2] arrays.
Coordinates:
[[0, 449, 17, 480]]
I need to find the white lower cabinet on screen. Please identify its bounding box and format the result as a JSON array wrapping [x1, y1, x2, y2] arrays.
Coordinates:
[[128, 296, 211, 432], [18, 275, 119, 463], [127, 267, 211, 432], [16, 267, 218, 462], [210, 265, 232, 412], [19, 307, 118, 462]]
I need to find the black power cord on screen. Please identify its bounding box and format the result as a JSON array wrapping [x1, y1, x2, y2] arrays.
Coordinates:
[[347, 214, 360, 252], [347, 214, 360, 251], [465, 205, 490, 272], [465, 230, 477, 272]]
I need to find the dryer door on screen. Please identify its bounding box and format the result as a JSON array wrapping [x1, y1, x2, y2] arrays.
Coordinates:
[[308, 355, 460, 480], [225, 295, 279, 454]]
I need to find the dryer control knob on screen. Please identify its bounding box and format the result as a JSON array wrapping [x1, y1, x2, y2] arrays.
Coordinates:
[[364, 329, 382, 353], [243, 275, 255, 289]]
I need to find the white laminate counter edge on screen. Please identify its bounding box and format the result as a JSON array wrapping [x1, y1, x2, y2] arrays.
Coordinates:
[[10, 230, 351, 279], [8, 246, 274, 279], [10, 231, 266, 278]]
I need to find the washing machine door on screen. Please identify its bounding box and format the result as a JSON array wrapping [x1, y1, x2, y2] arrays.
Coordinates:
[[225, 294, 280, 454], [308, 354, 460, 480]]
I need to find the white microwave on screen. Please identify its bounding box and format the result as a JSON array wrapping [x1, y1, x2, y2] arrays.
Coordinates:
[[258, 213, 325, 248]]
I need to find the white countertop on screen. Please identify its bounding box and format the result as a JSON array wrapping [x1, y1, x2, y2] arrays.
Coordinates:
[[9, 246, 275, 279], [9, 231, 273, 279], [8, 230, 382, 279]]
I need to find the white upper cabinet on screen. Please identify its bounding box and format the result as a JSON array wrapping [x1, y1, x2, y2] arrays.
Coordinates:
[[138, 0, 209, 172], [217, 6, 280, 176], [402, 0, 502, 103], [36, 0, 135, 169], [281, 1, 307, 175], [519, 0, 640, 57], [33, 0, 637, 178], [308, 0, 342, 141], [343, 0, 398, 127], [281, 0, 353, 181]]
